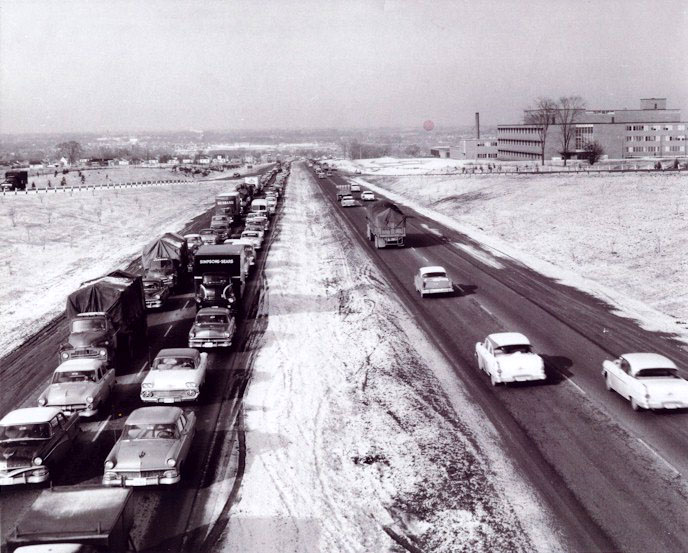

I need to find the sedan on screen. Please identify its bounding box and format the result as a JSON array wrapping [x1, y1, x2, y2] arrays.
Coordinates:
[[102, 406, 196, 486], [414, 266, 453, 297], [38, 358, 115, 417], [361, 191, 375, 201], [199, 228, 221, 245], [240, 229, 264, 250], [602, 353, 688, 411], [143, 278, 170, 309], [141, 348, 208, 403], [475, 333, 546, 386], [341, 195, 357, 207], [188, 307, 236, 349], [245, 214, 269, 231]]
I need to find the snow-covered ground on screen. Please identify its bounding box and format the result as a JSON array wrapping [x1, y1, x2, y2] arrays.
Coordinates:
[[0, 180, 232, 357], [342, 166, 687, 343], [215, 163, 562, 552]]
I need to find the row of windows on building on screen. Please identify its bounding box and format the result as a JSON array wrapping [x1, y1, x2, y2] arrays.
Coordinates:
[[476, 141, 497, 147], [498, 138, 541, 147], [497, 149, 540, 159], [625, 135, 686, 142], [626, 145, 686, 153], [477, 153, 498, 158], [499, 127, 541, 134], [626, 124, 686, 131]]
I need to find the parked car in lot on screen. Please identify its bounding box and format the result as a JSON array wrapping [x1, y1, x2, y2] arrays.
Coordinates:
[[241, 229, 264, 250], [341, 195, 357, 207], [38, 358, 115, 417], [188, 307, 236, 348], [0, 407, 79, 486], [102, 406, 196, 486], [414, 266, 453, 297], [143, 277, 171, 309], [602, 353, 688, 411], [361, 190, 375, 201], [200, 228, 221, 245], [475, 333, 546, 386], [141, 348, 208, 403]]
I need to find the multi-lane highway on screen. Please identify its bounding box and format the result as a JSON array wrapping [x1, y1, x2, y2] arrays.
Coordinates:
[[0, 165, 281, 553], [313, 166, 688, 553]]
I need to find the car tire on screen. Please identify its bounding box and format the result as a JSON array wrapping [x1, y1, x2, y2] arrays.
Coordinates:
[[631, 397, 642, 411], [490, 373, 498, 386], [604, 373, 612, 391]]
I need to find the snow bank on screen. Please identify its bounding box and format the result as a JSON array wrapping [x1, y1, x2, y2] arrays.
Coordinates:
[[350, 171, 688, 344], [0, 181, 231, 357], [217, 163, 562, 552]]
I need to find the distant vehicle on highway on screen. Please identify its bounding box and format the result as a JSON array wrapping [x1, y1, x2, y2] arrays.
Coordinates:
[[361, 191, 375, 201], [233, 172, 241, 178], [103, 406, 196, 486], [188, 307, 236, 349], [318, 172, 326, 179], [1, 169, 28, 191], [602, 353, 688, 411], [0, 407, 79, 486], [414, 266, 453, 297], [200, 228, 222, 245], [143, 277, 170, 309], [350, 183, 361, 193], [38, 358, 115, 417], [341, 195, 357, 207], [245, 213, 269, 231], [475, 333, 546, 386], [354, 169, 362, 175], [241, 229, 264, 250], [183, 233, 203, 252], [141, 348, 207, 403], [366, 201, 406, 248]]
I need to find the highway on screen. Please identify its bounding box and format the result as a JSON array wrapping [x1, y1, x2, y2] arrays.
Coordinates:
[[314, 166, 688, 553], [0, 165, 281, 553]]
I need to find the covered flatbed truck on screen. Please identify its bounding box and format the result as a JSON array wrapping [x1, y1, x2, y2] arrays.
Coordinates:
[[366, 201, 406, 249], [7, 487, 134, 553]]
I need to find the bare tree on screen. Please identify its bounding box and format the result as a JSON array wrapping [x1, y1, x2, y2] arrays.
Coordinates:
[[56, 141, 83, 164], [556, 96, 586, 165], [524, 97, 557, 165]]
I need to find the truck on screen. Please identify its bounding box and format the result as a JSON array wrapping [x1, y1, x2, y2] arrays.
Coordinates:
[[2, 169, 28, 191], [6, 486, 134, 553], [215, 191, 241, 222], [244, 175, 260, 193], [336, 183, 351, 201], [192, 244, 246, 310], [60, 270, 147, 368], [141, 232, 189, 291], [366, 201, 407, 249]]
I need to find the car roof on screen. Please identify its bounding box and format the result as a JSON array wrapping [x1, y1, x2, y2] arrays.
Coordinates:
[[156, 348, 199, 360], [183, 233, 201, 239], [1, 407, 62, 425], [197, 307, 231, 316], [621, 353, 677, 370], [125, 406, 182, 425], [56, 358, 105, 372], [488, 332, 531, 347], [420, 266, 447, 275]]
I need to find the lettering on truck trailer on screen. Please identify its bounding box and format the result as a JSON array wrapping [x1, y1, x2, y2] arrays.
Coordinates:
[[199, 259, 234, 264]]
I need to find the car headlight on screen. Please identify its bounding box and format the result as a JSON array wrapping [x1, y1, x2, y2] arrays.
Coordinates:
[[86, 395, 94, 404], [38, 397, 47, 406], [61, 351, 70, 360], [186, 382, 198, 389], [99, 348, 107, 357], [223, 331, 231, 338], [105, 460, 115, 469], [167, 458, 177, 467], [153, 294, 161, 300], [33, 457, 43, 466], [142, 382, 153, 389], [189, 330, 196, 338]]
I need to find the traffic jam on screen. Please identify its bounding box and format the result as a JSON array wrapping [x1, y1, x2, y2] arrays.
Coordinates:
[[0, 163, 289, 552]]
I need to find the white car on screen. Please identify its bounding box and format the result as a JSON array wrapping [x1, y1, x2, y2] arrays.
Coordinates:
[[414, 266, 453, 297], [475, 333, 546, 386], [341, 195, 357, 207], [241, 229, 264, 250], [141, 348, 208, 403], [602, 353, 688, 411], [361, 191, 375, 201], [350, 184, 361, 193], [246, 213, 269, 231]]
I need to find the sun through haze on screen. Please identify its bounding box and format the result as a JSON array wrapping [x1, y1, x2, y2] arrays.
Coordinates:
[[1, 0, 686, 133]]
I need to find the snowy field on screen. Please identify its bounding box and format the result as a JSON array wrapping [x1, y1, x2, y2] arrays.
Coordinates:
[[334, 159, 687, 343], [16, 166, 189, 189], [0, 180, 232, 357], [215, 163, 562, 552]]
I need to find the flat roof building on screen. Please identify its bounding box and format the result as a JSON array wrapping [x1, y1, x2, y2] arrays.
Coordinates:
[[450, 138, 498, 160]]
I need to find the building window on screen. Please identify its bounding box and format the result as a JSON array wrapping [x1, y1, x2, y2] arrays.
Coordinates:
[[678, 125, 685, 131], [575, 126, 593, 149], [663, 125, 673, 131]]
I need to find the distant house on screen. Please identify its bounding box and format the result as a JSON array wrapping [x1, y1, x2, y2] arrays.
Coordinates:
[[29, 160, 44, 169], [182, 158, 193, 164], [87, 158, 113, 167], [430, 147, 450, 158], [197, 157, 211, 165], [59, 157, 71, 167], [117, 159, 130, 166], [145, 159, 160, 167]]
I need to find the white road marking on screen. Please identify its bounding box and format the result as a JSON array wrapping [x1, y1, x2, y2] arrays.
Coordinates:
[[637, 438, 681, 476], [420, 223, 442, 237], [164, 324, 173, 337], [137, 361, 148, 375], [183, 299, 192, 309], [566, 379, 587, 396], [479, 304, 494, 317], [91, 415, 112, 443]]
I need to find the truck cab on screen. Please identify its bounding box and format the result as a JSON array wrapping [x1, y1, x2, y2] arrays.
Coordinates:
[[59, 312, 114, 365], [144, 258, 176, 289], [195, 273, 237, 310]]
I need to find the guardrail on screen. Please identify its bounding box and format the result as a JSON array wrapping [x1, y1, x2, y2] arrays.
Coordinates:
[[1, 178, 197, 197]]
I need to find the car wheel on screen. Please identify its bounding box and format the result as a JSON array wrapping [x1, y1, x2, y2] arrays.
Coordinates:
[[631, 397, 642, 411], [604, 373, 612, 391], [490, 373, 498, 386]]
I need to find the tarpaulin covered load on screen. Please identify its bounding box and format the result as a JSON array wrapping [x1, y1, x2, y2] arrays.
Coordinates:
[[66, 271, 146, 332], [141, 232, 189, 270], [367, 201, 406, 229]]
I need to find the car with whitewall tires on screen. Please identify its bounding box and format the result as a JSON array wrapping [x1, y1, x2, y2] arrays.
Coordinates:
[[602, 353, 688, 411], [141, 348, 208, 403], [361, 191, 375, 201], [188, 307, 236, 349], [475, 332, 546, 386], [414, 266, 453, 297]]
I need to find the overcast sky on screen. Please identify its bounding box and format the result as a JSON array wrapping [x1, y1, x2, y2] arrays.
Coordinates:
[[1, 0, 686, 133]]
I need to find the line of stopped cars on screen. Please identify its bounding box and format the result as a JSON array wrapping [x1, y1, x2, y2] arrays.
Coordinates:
[[0, 163, 290, 489]]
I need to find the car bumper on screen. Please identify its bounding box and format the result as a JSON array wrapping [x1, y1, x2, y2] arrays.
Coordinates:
[[497, 371, 546, 384], [0, 467, 49, 485], [189, 338, 232, 348], [140, 390, 200, 403], [46, 403, 98, 417], [102, 471, 180, 486], [645, 399, 688, 410], [145, 299, 164, 308], [421, 287, 454, 295]]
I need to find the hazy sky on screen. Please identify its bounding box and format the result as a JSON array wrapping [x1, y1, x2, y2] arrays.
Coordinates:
[[1, 0, 686, 133]]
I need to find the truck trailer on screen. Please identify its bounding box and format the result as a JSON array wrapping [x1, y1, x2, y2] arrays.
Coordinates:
[[336, 183, 351, 201], [215, 191, 241, 222], [192, 244, 246, 310], [142, 232, 189, 291], [366, 201, 406, 249]]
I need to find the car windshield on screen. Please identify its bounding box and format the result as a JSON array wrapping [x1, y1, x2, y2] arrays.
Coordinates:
[[153, 357, 195, 370], [0, 423, 51, 441], [144, 281, 162, 291], [200, 229, 215, 236], [186, 237, 202, 246], [72, 318, 105, 332], [196, 314, 229, 325], [243, 232, 257, 238], [53, 370, 97, 383], [424, 272, 447, 279], [495, 344, 532, 355], [149, 259, 172, 271], [636, 368, 679, 378], [202, 274, 228, 285], [123, 423, 179, 440]]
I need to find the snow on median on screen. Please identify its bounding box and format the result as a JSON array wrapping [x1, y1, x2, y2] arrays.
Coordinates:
[[217, 163, 563, 552]]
